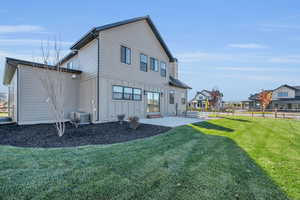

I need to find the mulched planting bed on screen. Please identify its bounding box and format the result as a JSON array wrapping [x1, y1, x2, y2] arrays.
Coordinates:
[[0, 122, 171, 148]]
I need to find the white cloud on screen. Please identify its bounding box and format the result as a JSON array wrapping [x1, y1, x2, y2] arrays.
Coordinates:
[[177, 51, 300, 64], [228, 43, 268, 49], [0, 39, 73, 47], [269, 55, 300, 64], [215, 66, 300, 72], [0, 25, 44, 33], [176, 52, 237, 62]]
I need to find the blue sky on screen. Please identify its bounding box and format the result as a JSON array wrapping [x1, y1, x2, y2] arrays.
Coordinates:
[[1, 0, 300, 100]]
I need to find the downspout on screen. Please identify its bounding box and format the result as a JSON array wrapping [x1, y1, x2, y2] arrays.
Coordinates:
[[16, 67, 20, 123], [96, 33, 100, 122]]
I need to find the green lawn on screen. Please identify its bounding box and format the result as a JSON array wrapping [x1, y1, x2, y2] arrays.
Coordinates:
[[0, 117, 299, 200]]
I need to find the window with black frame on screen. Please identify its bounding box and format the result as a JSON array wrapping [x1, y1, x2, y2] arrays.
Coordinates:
[[147, 92, 160, 112], [112, 86, 123, 100], [160, 61, 166, 77], [169, 90, 175, 104], [123, 87, 133, 100], [150, 57, 158, 71], [133, 88, 142, 100], [121, 46, 131, 64], [113, 85, 142, 101], [140, 53, 148, 72]]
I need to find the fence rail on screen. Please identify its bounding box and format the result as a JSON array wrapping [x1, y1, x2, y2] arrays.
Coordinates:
[[208, 109, 300, 120]]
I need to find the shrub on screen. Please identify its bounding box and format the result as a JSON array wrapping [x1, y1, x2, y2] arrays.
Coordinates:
[[128, 116, 139, 130], [117, 114, 125, 124]]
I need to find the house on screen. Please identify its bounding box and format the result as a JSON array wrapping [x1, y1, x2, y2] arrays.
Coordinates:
[[3, 16, 191, 125], [247, 85, 300, 110], [189, 90, 212, 109], [189, 89, 223, 110]]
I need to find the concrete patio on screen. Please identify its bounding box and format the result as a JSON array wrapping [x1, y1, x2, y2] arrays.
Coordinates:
[[140, 116, 204, 127]]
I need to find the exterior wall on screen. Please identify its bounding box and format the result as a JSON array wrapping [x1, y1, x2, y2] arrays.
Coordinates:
[[99, 20, 171, 85], [78, 76, 97, 122], [97, 76, 187, 122], [272, 86, 296, 100], [17, 65, 79, 124]]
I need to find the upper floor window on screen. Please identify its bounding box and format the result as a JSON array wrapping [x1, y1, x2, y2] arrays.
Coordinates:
[[121, 46, 131, 64], [150, 57, 159, 72], [169, 90, 175, 104], [160, 61, 166, 77], [140, 53, 148, 72], [278, 92, 288, 97]]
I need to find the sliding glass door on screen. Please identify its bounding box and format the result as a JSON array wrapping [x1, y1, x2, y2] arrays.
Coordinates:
[[147, 92, 160, 113]]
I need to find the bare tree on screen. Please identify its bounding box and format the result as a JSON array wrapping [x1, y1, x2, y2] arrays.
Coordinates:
[[35, 38, 66, 137]]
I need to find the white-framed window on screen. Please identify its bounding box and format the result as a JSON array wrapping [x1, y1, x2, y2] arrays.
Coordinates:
[[140, 53, 148, 72], [160, 61, 166, 77], [150, 57, 159, 71], [120, 46, 131, 64]]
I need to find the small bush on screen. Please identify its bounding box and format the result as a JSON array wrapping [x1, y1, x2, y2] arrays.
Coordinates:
[[128, 116, 139, 130], [117, 114, 125, 124]]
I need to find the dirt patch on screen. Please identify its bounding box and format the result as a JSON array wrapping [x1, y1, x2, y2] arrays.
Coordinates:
[[0, 122, 171, 148]]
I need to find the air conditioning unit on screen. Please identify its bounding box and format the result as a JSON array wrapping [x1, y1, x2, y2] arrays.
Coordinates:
[[70, 111, 90, 125]]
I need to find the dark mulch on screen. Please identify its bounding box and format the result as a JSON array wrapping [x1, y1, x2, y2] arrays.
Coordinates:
[[0, 122, 171, 148]]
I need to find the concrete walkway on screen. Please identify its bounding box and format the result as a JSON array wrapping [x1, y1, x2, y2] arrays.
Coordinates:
[[140, 116, 204, 127]]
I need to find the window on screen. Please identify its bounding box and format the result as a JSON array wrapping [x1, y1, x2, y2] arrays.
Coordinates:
[[278, 92, 288, 97], [160, 61, 166, 77], [112, 86, 142, 101], [181, 98, 186, 104], [147, 92, 160, 112], [140, 54, 148, 72], [169, 90, 175, 104], [124, 87, 133, 100], [67, 62, 73, 69], [112, 86, 123, 100], [121, 46, 131, 64], [133, 88, 142, 100], [150, 57, 159, 71]]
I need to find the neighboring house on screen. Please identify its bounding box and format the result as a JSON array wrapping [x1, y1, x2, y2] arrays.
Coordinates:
[[189, 89, 223, 110], [3, 16, 191, 125], [189, 90, 212, 109], [247, 85, 300, 110]]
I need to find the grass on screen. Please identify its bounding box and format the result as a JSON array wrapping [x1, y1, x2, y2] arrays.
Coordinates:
[[0, 117, 299, 200]]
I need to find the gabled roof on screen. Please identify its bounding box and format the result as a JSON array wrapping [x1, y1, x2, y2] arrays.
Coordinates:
[[169, 76, 192, 89], [69, 16, 176, 62], [274, 84, 300, 91], [3, 57, 82, 85]]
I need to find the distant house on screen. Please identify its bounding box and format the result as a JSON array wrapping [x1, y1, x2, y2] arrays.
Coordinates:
[[247, 85, 300, 110], [2, 16, 191, 125], [189, 89, 223, 110]]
